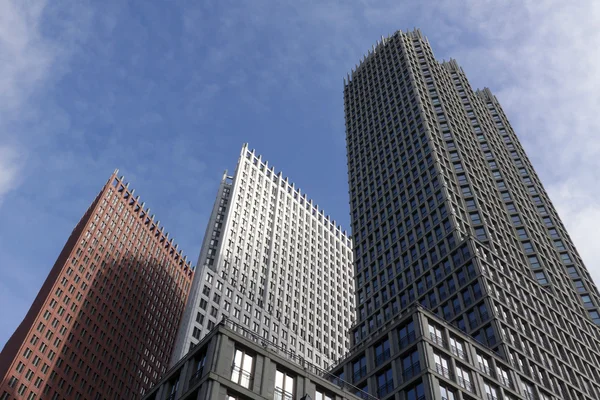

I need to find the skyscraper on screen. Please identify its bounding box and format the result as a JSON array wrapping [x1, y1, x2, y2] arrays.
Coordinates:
[[0, 171, 194, 400], [171, 144, 356, 371], [334, 30, 600, 400]]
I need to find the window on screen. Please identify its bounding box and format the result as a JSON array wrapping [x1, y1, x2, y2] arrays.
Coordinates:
[[398, 321, 415, 348], [353, 356, 367, 382], [231, 349, 254, 388], [377, 368, 394, 397], [440, 385, 456, 400], [484, 382, 499, 400], [528, 256, 540, 269], [275, 370, 294, 400], [581, 295, 593, 307], [455, 365, 472, 392], [402, 350, 420, 380], [477, 353, 491, 374], [496, 366, 510, 386], [190, 353, 206, 385], [428, 323, 444, 345], [375, 339, 391, 365], [475, 227, 487, 240], [449, 336, 466, 360], [405, 382, 425, 400], [315, 389, 333, 400], [535, 271, 548, 285], [434, 353, 450, 378]]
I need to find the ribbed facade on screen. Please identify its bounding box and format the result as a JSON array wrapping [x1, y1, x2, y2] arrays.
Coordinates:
[[172, 144, 356, 370], [343, 29, 600, 399], [0, 172, 194, 400]]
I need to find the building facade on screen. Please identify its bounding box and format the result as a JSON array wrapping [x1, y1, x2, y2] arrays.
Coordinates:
[[0, 172, 194, 400], [145, 318, 370, 400], [331, 305, 526, 400], [343, 29, 600, 399], [172, 144, 356, 370]]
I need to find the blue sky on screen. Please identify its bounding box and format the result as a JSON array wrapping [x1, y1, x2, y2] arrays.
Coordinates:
[[2, 0, 600, 348]]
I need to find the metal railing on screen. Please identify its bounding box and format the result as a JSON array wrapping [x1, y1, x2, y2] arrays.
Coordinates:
[[231, 366, 253, 388], [377, 381, 395, 397], [375, 349, 391, 366], [398, 331, 416, 349], [435, 363, 452, 379], [402, 362, 421, 381], [274, 388, 294, 400], [429, 332, 446, 347], [457, 376, 474, 393], [450, 345, 466, 360]]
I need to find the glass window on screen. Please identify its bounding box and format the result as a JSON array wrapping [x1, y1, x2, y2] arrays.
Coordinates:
[[455, 366, 473, 392], [315, 389, 333, 400], [402, 350, 420, 380], [375, 339, 391, 365], [484, 382, 499, 400], [275, 370, 294, 400], [398, 321, 415, 348], [405, 382, 425, 400], [428, 323, 444, 345], [377, 368, 394, 397], [353, 356, 367, 382], [477, 353, 491, 374], [231, 349, 254, 388], [439, 385, 456, 400], [449, 336, 466, 360], [434, 352, 450, 378]]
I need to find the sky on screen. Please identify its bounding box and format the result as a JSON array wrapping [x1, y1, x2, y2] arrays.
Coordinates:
[[1, 0, 600, 348]]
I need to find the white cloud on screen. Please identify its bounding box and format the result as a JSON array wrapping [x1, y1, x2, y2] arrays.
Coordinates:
[[0, 0, 54, 200], [0, 0, 55, 115], [0, 0, 91, 203], [0, 146, 21, 204], [436, 0, 600, 285]]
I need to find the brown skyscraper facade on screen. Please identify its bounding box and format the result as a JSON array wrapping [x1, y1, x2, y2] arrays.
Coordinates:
[[0, 171, 194, 400]]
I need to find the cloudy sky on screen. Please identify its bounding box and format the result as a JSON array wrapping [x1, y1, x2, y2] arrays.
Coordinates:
[[1, 0, 599, 347]]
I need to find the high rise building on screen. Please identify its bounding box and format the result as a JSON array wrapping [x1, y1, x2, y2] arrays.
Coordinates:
[[333, 29, 600, 400], [171, 144, 356, 371], [0, 171, 194, 400]]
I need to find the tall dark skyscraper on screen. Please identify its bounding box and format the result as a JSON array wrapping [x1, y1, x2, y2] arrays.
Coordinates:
[[333, 29, 600, 400], [0, 172, 194, 400]]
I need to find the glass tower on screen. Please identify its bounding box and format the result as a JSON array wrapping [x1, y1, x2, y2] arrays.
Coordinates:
[[341, 29, 600, 400]]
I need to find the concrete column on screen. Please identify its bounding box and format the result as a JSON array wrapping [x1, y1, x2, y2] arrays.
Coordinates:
[[260, 355, 277, 398]]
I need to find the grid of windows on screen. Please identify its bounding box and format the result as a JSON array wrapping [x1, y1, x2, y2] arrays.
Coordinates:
[[343, 29, 600, 400], [0, 173, 194, 400], [173, 145, 355, 368]]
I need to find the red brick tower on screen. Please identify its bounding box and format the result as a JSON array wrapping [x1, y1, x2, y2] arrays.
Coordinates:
[[0, 171, 194, 400]]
